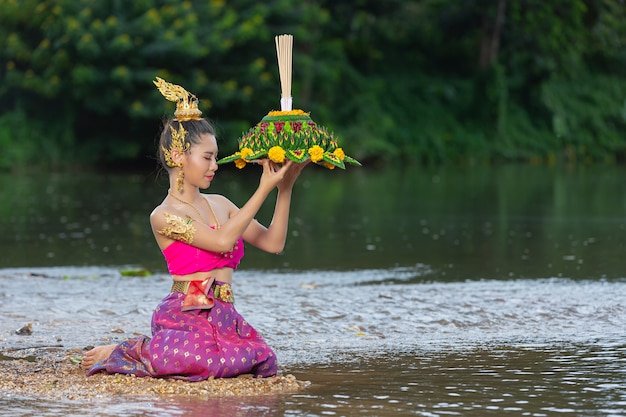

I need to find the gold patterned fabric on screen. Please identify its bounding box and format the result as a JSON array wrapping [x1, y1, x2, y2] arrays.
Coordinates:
[[170, 280, 191, 293], [170, 278, 234, 311]]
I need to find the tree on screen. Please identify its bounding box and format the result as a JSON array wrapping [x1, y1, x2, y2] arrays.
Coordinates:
[[0, 0, 276, 167]]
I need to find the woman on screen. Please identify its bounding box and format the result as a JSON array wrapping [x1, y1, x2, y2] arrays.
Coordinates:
[[82, 78, 306, 380]]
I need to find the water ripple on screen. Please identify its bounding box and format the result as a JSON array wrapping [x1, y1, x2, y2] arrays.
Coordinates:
[[1, 266, 624, 364], [0, 266, 625, 416]]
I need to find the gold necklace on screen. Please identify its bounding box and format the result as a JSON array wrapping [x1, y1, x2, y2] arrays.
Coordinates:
[[167, 191, 206, 223], [204, 197, 221, 229], [167, 190, 220, 228]]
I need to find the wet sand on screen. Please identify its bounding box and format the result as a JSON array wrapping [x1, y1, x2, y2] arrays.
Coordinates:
[[0, 346, 310, 401]]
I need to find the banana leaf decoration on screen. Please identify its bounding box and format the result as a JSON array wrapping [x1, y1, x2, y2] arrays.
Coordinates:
[[217, 110, 361, 169], [217, 34, 361, 170]]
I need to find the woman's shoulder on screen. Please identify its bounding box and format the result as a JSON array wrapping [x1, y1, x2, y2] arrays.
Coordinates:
[[149, 201, 180, 226], [151, 201, 172, 216], [203, 193, 235, 207]]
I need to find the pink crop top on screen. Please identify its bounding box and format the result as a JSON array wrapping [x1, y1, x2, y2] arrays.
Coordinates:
[[162, 238, 244, 275]]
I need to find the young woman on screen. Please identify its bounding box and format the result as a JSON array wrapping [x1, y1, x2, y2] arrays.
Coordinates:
[[81, 78, 306, 380]]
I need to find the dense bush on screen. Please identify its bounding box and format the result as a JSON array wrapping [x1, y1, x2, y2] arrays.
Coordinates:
[[0, 0, 625, 170]]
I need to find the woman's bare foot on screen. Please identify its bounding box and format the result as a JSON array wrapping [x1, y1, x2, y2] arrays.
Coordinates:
[[81, 344, 116, 371]]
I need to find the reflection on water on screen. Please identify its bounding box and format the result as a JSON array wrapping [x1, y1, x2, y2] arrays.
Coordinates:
[[1, 165, 625, 278], [288, 343, 626, 416], [2, 343, 625, 417], [10, 343, 619, 417], [1, 164, 626, 416]]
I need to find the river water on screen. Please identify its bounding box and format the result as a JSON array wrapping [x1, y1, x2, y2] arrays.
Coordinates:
[[0, 165, 625, 416]]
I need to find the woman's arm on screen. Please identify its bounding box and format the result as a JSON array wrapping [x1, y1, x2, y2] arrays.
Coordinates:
[[151, 160, 292, 252], [242, 161, 309, 253]]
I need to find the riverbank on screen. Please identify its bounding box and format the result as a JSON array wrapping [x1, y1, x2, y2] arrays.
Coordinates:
[[0, 346, 310, 401]]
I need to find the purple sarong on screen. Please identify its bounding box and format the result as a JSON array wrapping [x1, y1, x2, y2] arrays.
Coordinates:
[[87, 283, 277, 380]]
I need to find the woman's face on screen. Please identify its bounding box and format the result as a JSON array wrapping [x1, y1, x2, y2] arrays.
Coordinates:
[[183, 133, 219, 189]]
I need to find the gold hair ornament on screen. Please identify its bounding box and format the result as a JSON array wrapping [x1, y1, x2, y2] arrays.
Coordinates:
[[159, 123, 189, 169], [153, 77, 202, 193], [153, 77, 203, 121], [153, 77, 198, 184]]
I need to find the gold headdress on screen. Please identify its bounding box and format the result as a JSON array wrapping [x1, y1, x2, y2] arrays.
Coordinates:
[[153, 77, 203, 170], [153, 77, 202, 121], [154, 77, 204, 192]]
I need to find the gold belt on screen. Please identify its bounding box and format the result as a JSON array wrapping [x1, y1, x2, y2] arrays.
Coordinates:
[[171, 280, 235, 303]]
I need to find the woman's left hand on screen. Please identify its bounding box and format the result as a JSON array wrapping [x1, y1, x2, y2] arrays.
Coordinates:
[[278, 159, 310, 191]]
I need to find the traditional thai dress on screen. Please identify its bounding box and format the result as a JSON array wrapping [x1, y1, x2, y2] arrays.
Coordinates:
[[86, 238, 278, 380]]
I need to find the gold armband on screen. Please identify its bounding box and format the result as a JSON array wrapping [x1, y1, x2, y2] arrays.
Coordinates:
[[158, 212, 196, 244]]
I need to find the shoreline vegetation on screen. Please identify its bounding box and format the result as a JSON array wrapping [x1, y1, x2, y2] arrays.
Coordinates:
[[0, 346, 310, 400], [1, 1, 626, 171]]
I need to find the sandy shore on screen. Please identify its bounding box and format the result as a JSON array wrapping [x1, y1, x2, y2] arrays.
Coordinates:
[[0, 346, 310, 401]]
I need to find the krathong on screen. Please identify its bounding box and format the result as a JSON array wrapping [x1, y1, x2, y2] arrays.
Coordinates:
[[217, 34, 360, 170]]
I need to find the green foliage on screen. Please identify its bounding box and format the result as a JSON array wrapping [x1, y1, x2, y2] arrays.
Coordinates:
[[0, 0, 625, 170], [120, 268, 152, 277], [541, 74, 626, 162], [0, 0, 275, 166]]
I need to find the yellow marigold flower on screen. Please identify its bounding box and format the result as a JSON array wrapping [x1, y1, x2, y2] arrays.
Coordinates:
[[240, 147, 254, 159], [268, 146, 286, 163], [234, 159, 247, 169], [267, 109, 310, 117], [323, 162, 336, 170], [309, 145, 324, 163], [234, 148, 253, 169], [333, 148, 345, 161]]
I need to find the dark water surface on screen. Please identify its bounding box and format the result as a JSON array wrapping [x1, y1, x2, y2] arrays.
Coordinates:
[[1, 165, 625, 416]]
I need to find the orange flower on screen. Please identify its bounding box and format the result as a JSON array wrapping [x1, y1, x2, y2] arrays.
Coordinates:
[[323, 162, 336, 170], [308, 145, 324, 163], [234, 147, 254, 169], [267, 109, 310, 117], [268, 146, 286, 163], [239, 147, 254, 159]]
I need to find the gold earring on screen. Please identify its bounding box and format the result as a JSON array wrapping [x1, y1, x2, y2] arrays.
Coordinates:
[[176, 164, 184, 193]]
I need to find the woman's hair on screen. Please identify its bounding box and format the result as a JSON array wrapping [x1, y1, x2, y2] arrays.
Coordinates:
[[157, 118, 216, 169]]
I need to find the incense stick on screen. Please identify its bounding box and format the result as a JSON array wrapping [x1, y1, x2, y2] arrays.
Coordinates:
[[275, 34, 293, 111]]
